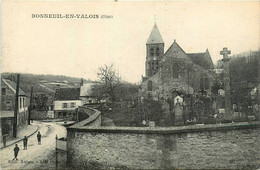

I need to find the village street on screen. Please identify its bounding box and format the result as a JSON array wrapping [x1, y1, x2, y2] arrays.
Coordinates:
[[0, 121, 67, 169]]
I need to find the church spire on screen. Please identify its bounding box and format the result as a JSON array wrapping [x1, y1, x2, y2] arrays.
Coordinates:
[[146, 23, 164, 44]]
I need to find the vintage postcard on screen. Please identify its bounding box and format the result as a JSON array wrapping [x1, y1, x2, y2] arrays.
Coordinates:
[[1, 1, 259, 169]]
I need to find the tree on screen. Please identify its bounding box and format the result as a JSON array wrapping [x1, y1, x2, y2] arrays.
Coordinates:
[[95, 64, 121, 104], [33, 93, 48, 111], [91, 64, 139, 106]]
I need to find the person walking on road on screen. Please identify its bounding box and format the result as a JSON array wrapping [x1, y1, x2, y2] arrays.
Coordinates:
[[23, 136, 28, 150], [37, 131, 41, 145], [13, 144, 20, 161]]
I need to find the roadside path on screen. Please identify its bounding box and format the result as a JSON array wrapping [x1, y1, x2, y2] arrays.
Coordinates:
[[0, 121, 66, 169], [1, 124, 38, 149]]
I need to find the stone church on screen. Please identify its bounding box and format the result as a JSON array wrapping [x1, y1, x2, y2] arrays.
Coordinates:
[[139, 23, 216, 101]]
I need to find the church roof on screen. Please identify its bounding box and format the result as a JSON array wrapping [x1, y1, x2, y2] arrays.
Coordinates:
[[161, 40, 214, 70], [163, 40, 191, 61], [146, 23, 164, 44], [187, 49, 214, 70]]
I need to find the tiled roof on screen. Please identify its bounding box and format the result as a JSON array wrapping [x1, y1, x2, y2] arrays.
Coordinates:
[[146, 23, 164, 44], [54, 88, 80, 101], [2, 79, 27, 96]]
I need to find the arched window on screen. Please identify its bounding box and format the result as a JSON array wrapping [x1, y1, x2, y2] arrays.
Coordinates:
[[148, 80, 153, 91], [156, 48, 159, 56], [173, 63, 180, 78], [200, 74, 209, 90], [150, 48, 154, 56]]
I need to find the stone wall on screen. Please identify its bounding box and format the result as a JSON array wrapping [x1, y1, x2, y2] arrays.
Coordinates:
[[70, 106, 101, 128], [67, 122, 260, 169]]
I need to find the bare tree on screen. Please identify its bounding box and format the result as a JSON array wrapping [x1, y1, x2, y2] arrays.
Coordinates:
[[96, 64, 120, 104]]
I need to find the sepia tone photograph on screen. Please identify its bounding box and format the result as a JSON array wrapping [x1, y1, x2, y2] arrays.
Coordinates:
[[1, 1, 259, 169]]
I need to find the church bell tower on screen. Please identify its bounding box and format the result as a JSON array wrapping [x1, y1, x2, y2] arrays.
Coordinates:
[[146, 23, 164, 77]]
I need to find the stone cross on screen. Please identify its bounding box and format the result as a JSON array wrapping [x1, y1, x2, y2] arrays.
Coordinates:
[[220, 47, 232, 120], [220, 47, 231, 60], [154, 15, 158, 23]]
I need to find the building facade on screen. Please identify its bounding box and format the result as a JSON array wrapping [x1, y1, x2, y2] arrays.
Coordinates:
[[53, 88, 81, 118], [139, 23, 216, 101], [1, 78, 29, 146]]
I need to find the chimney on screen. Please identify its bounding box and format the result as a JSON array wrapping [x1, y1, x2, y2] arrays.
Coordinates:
[[80, 78, 83, 86]]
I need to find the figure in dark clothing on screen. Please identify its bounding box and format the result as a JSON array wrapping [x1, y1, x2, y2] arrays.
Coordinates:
[[13, 144, 20, 161], [23, 136, 28, 150], [37, 131, 41, 145]]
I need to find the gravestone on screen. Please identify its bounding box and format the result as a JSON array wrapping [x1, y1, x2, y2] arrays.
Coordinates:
[[149, 121, 156, 127], [174, 95, 183, 106], [174, 100, 184, 126]]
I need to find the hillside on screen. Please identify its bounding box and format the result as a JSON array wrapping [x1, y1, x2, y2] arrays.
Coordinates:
[[1, 73, 92, 95]]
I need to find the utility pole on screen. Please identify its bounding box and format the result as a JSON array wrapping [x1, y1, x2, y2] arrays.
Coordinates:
[[28, 86, 33, 125], [13, 74, 20, 138], [55, 135, 58, 170]]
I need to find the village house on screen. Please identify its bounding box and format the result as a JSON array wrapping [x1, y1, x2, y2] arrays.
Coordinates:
[[80, 82, 97, 105], [53, 88, 81, 118], [1, 78, 29, 146]]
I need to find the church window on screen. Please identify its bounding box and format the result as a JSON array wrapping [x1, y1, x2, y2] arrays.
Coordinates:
[[156, 48, 159, 56], [148, 80, 153, 91], [150, 48, 154, 56], [173, 63, 180, 78], [200, 74, 209, 90], [2, 88, 6, 95]]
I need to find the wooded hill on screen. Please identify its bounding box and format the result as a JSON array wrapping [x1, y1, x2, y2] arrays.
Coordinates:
[[1, 72, 92, 95]]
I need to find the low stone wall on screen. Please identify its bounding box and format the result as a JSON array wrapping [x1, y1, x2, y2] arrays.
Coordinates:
[[70, 106, 101, 128], [67, 121, 260, 169]]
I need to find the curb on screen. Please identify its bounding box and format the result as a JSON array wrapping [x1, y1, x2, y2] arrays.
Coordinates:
[[1, 125, 39, 149]]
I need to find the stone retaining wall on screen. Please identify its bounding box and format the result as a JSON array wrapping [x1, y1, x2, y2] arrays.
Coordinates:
[[67, 121, 260, 169]]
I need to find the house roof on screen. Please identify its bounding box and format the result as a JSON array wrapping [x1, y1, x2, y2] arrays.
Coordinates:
[[146, 23, 164, 44], [54, 88, 80, 101], [80, 83, 95, 97], [2, 79, 27, 96]]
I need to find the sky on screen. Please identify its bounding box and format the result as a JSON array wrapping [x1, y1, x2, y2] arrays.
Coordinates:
[[2, 1, 259, 83]]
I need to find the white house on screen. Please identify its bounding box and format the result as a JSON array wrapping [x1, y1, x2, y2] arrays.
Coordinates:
[[53, 88, 81, 118]]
